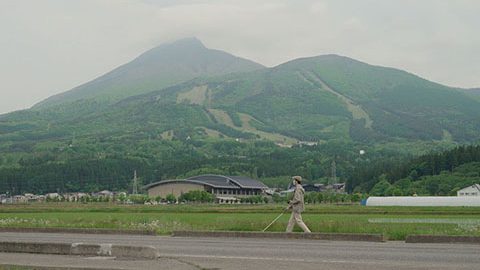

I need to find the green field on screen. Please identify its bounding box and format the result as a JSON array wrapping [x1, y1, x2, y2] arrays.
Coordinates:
[[1, 203, 480, 240]]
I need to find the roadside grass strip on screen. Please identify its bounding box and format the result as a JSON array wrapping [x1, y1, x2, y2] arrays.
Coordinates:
[[369, 218, 480, 233], [1, 204, 480, 240]]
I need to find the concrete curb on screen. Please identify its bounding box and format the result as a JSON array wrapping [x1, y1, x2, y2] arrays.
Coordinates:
[[0, 264, 107, 270], [172, 231, 386, 242], [0, 227, 156, 235], [406, 235, 480, 244], [0, 241, 160, 259], [0, 242, 71, 255], [112, 244, 159, 259]]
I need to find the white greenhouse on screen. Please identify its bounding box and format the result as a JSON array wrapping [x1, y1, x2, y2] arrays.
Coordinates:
[[365, 196, 480, 207]]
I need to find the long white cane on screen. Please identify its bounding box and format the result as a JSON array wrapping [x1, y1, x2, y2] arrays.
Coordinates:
[[262, 209, 287, 232]]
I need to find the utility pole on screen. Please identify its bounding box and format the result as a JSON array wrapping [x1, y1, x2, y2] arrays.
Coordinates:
[[331, 159, 337, 184], [132, 170, 138, 195]]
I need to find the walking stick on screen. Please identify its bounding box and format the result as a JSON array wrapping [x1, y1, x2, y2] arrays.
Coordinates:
[[262, 209, 287, 232]]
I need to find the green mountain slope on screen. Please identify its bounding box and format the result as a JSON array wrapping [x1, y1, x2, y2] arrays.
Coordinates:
[[462, 88, 480, 101], [278, 55, 480, 141], [118, 54, 479, 143], [9, 53, 479, 146], [3, 46, 480, 147], [33, 37, 264, 109], [466, 88, 480, 93]]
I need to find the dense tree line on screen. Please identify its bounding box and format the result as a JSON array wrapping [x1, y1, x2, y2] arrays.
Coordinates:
[[1, 124, 477, 196], [0, 135, 374, 195], [349, 145, 480, 195]]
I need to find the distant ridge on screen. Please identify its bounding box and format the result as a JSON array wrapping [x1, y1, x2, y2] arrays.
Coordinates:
[[2, 38, 479, 145], [468, 88, 480, 94], [33, 37, 264, 109]]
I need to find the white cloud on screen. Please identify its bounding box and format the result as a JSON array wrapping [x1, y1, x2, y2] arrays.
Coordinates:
[[0, 0, 479, 114]]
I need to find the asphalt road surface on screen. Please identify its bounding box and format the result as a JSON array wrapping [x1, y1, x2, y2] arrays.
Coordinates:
[[0, 232, 479, 270]]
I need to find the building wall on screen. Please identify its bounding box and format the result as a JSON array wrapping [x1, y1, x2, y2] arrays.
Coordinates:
[[366, 196, 480, 207], [457, 185, 480, 196], [212, 188, 261, 197], [147, 182, 206, 198]]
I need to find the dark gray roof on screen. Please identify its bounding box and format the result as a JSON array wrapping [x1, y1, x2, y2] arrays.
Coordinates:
[[143, 179, 236, 189], [186, 175, 239, 189], [188, 175, 267, 189], [144, 174, 268, 190], [228, 176, 269, 189]]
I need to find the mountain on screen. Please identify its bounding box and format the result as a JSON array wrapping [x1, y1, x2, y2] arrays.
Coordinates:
[[4, 52, 480, 146], [272, 56, 480, 142], [94, 54, 479, 143], [33, 37, 264, 109], [460, 88, 480, 103], [2, 39, 480, 194]]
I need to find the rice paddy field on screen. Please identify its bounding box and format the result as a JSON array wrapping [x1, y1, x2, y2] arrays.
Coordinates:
[[1, 203, 480, 240]]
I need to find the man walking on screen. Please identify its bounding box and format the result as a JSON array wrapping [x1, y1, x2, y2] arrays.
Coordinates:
[[286, 176, 311, 233]]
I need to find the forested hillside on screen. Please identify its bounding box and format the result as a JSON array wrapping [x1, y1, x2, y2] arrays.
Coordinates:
[[350, 145, 480, 195], [463, 88, 480, 101]]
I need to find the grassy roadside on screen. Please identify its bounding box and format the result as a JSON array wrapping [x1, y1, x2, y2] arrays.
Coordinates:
[[2, 203, 480, 215], [1, 203, 480, 240], [0, 266, 32, 270]]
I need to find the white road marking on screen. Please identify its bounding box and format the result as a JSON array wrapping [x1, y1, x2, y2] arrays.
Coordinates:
[[85, 256, 116, 260], [160, 253, 380, 265]]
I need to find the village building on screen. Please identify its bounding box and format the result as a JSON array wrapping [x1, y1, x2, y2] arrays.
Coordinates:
[[457, 184, 480, 196], [144, 174, 268, 199], [216, 196, 241, 204], [24, 193, 43, 203], [46, 193, 60, 200], [302, 184, 324, 192], [12, 195, 27, 203], [64, 192, 88, 202], [331, 183, 346, 193], [93, 190, 114, 197], [281, 182, 346, 195], [0, 194, 6, 203]]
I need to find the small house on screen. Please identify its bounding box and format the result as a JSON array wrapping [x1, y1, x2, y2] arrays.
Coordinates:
[[457, 184, 480, 196]]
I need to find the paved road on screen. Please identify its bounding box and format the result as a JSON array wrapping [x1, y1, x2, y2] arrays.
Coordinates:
[[0, 232, 479, 269]]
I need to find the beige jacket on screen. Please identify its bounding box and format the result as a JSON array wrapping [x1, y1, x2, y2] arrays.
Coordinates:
[[289, 184, 305, 213]]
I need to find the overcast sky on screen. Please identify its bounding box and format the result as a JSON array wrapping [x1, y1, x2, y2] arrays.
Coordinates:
[[1, 0, 479, 114]]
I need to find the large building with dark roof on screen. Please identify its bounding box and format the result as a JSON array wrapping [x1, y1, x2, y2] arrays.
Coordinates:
[[144, 174, 268, 199]]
